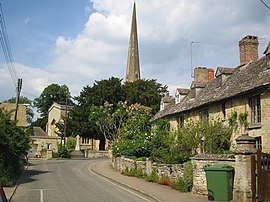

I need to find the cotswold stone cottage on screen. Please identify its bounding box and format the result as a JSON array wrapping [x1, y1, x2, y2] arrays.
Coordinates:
[[153, 35, 270, 153], [0, 103, 27, 127]]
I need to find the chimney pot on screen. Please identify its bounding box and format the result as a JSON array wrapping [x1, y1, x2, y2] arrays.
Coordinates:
[[208, 68, 215, 81]]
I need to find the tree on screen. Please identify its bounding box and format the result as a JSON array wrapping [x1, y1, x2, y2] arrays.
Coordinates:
[[0, 109, 30, 185], [4, 96, 34, 124], [89, 101, 128, 144], [123, 79, 168, 114], [112, 103, 152, 158], [77, 77, 124, 107], [34, 84, 72, 118]]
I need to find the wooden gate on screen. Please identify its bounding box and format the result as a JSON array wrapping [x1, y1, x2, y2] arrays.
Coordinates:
[[251, 150, 270, 202]]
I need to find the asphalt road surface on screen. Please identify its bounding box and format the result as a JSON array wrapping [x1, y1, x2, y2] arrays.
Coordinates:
[[11, 159, 155, 202]]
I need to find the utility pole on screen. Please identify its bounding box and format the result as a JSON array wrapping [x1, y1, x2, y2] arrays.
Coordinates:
[[14, 78, 22, 121]]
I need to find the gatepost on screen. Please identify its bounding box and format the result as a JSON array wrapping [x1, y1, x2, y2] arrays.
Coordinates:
[[234, 133, 256, 202]]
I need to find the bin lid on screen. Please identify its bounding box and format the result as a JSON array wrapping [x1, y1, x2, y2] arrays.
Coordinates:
[[204, 165, 234, 171]]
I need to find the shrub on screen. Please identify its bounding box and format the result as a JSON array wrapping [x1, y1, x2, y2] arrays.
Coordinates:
[[0, 109, 30, 186], [57, 144, 70, 158], [157, 175, 172, 186], [136, 156, 147, 161], [171, 161, 193, 192], [135, 168, 147, 179], [145, 171, 159, 183], [171, 177, 188, 192], [122, 167, 137, 177], [183, 161, 193, 192]]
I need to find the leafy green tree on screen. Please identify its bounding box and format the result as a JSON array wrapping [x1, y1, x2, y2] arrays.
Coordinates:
[[176, 119, 232, 155], [0, 109, 30, 185], [123, 79, 168, 114], [31, 117, 47, 131], [77, 77, 124, 107], [34, 84, 72, 118], [68, 104, 101, 139], [89, 101, 128, 144], [113, 104, 152, 157], [4, 96, 34, 124]]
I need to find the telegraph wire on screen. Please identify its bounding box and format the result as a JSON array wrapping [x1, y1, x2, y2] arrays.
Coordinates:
[[260, 0, 270, 10], [0, 2, 18, 86]]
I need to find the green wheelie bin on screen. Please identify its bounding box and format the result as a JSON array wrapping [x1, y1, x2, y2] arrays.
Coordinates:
[[204, 165, 234, 201]]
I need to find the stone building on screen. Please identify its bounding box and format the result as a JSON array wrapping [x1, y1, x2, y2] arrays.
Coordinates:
[[0, 103, 27, 127], [153, 35, 270, 153], [47, 102, 67, 137], [28, 127, 60, 158]]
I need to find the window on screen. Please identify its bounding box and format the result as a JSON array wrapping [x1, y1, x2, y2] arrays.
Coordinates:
[[175, 95, 180, 104], [200, 109, 209, 121], [178, 115, 184, 128], [250, 95, 261, 125], [255, 136, 262, 150], [47, 143, 51, 150]]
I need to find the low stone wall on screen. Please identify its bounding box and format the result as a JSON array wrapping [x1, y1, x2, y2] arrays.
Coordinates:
[[191, 154, 235, 195], [84, 150, 112, 158], [112, 156, 184, 180]]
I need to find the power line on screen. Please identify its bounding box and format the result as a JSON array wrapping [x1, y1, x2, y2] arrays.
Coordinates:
[[260, 0, 270, 10], [0, 2, 18, 86]]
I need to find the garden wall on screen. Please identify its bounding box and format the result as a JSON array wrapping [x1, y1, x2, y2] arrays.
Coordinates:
[[191, 154, 235, 195], [112, 156, 184, 180], [84, 150, 112, 158]]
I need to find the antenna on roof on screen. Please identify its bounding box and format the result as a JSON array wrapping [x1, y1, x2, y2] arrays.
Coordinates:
[[190, 41, 199, 78]]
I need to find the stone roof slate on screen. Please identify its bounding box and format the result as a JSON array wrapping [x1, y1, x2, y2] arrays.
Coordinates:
[[176, 88, 190, 95], [153, 56, 270, 121], [32, 127, 48, 137]]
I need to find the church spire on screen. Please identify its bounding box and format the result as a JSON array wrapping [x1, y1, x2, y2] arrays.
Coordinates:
[[126, 2, 140, 82]]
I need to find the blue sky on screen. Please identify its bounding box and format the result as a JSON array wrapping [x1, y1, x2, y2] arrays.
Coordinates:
[[1, 0, 92, 68], [0, 0, 269, 105]]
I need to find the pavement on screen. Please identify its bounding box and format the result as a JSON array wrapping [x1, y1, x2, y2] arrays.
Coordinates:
[[92, 159, 208, 202], [3, 159, 208, 202]]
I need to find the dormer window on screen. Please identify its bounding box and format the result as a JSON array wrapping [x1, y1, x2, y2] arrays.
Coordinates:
[[160, 95, 175, 111], [175, 88, 190, 104], [175, 95, 180, 104], [160, 102, 164, 111]]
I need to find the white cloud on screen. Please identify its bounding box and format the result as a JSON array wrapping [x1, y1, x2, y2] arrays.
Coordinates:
[[1, 0, 270, 102]]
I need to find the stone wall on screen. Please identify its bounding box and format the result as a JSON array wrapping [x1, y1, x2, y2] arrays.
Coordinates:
[[85, 150, 112, 159], [191, 154, 235, 195], [112, 156, 184, 180]]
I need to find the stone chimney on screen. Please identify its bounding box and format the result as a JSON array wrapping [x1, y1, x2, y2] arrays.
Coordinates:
[[194, 67, 208, 83], [239, 35, 259, 65], [194, 67, 214, 82]]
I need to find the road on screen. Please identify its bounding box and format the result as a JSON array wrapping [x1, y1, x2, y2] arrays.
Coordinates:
[[11, 159, 156, 202]]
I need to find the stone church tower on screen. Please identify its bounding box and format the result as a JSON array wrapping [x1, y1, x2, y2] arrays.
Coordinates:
[[126, 2, 140, 82]]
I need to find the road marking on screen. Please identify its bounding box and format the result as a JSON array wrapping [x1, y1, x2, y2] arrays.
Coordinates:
[[88, 164, 155, 202], [40, 189, 43, 202], [28, 189, 55, 202]]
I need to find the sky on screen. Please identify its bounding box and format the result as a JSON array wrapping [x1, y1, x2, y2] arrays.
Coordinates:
[[0, 0, 269, 103]]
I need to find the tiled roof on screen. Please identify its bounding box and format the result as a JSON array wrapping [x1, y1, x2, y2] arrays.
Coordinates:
[[153, 56, 270, 121], [215, 67, 236, 76], [162, 95, 175, 103], [32, 127, 48, 137], [176, 88, 190, 95]]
